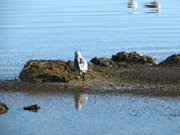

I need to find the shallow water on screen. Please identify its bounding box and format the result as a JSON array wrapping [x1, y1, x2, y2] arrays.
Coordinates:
[[0, 0, 180, 80], [0, 90, 180, 135], [0, 1, 180, 134]]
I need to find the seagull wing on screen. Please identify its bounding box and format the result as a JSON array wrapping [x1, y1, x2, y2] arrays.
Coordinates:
[[78, 57, 88, 72]]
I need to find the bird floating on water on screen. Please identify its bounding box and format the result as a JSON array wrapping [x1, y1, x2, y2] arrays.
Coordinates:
[[127, 0, 138, 10], [144, 1, 161, 8], [74, 51, 88, 80]]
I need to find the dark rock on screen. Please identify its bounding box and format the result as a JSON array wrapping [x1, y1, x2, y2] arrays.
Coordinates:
[[0, 102, 8, 115], [158, 54, 180, 67], [90, 57, 116, 67], [24, 104, 40, 112], [19, 60, 76, 82], [0, 102, 8, 111], [111, 51, 155, 64]]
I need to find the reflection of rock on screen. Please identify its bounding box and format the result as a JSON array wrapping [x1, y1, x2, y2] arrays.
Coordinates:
[[23, 104, 40, 112], [158, 54, 180, 67], [74, 92, 88, 110], [127, 0, 138, 10], [0, 102, 8, 115], [145, 1, 161, 8], [111, 51, 155, 64], [90, 57, 116, 67]]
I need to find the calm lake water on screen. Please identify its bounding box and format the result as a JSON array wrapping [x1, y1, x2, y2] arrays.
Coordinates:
[[0, 90, 180, 135], [0, 0, 180, 134], [0, 0, 180, 80]]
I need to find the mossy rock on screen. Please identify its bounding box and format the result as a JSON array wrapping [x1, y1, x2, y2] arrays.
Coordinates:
[[90, 57, 116, 67], [111, 51, 155, 64], [19, 60, 108, 82], [158, 54, 180, 67]]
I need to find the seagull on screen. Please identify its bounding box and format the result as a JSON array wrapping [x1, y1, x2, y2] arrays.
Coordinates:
[[74, 51, 88, 79], [127, 0, 138, 10], [145, 1, 161, 8]]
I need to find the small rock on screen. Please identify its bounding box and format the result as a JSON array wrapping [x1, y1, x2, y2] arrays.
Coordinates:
[[0, 102, 8, 111], [24, 104, 40, 112], [111, 51, 154, 64], [158, 54, 180, 66], [90, 57, 116, 67], [111, 51, 129, 62], [0, 102, 8, 115]]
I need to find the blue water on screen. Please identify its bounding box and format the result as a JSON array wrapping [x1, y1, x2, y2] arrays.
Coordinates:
[[0, 0, 180, 80], [0, 91, 180, 135], [0, 1, 180, 134]]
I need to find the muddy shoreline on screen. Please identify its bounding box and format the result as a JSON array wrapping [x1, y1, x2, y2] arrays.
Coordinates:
[[0, 52, 180, 97], [0, 66, 179, 97]]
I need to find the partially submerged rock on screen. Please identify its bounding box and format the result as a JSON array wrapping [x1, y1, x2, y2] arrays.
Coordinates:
[[19, 60, 74, 82], [0, 102, 8, 111], [19, 51, 180, 83], [158, 54, 180, 67], [111, 51, 155, 64], [90, 57, 116, 67], [0, 102, 8, 115], [19, 51, 156, 83], [91, 51, 155, 67], [24, 104, 40, 112]]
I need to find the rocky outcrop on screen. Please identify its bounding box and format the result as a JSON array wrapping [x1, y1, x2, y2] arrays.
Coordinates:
[[91, 51, 155, 67], [19, 60, 75, 82], [19, 51, 156, 83], [90, 57, 116, 67], [158, 54, 180, 66], [111, 51, 155, 64], [19, 60, 108, 82], [0, 102, 8, 111], [21, 51, 180, 83]]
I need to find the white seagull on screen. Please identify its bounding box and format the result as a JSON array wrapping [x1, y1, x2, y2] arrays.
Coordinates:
[[74, 51, 88, 79]]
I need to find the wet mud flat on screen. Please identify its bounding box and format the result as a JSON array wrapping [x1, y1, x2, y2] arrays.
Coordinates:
[[0, 66, 179, 97], [0, 52, 180, 96], [0, 52, 180, 97]]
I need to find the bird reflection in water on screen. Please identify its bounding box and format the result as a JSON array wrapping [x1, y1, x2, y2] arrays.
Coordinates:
[[74, 92, 88, 110]]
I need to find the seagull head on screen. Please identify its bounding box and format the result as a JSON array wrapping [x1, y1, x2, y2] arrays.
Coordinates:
[[75, 51, 81, 57]]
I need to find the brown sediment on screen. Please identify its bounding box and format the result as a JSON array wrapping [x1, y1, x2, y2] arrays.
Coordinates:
[[0, 52, 180, 97]]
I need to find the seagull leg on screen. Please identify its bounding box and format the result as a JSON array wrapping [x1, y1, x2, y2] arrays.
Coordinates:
[[81, 73, 86, 81]]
